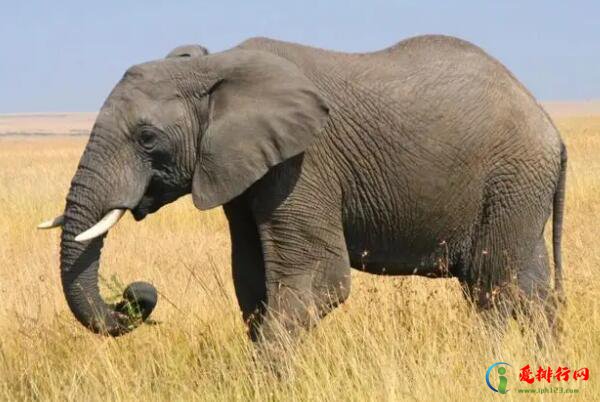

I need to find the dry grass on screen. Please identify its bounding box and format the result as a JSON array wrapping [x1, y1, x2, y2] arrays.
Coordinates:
[[0, 113, 96, 136], [1, 118, 599, 401]]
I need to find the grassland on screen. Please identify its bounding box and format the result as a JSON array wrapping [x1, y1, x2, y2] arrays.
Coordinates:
[[0, 117, 599, 401]]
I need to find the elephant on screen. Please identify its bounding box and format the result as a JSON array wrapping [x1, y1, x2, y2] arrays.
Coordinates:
[[40, 35, 566, 342]]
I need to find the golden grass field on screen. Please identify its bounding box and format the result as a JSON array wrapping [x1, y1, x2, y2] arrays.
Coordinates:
[[1, 115, 599, 401]]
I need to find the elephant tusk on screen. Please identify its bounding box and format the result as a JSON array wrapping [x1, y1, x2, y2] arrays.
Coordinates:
[[75, 209, 125, 242], [37, 215, 65, 229]]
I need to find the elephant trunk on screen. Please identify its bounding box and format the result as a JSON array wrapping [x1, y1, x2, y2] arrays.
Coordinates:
[[60, 174, 157, 336]]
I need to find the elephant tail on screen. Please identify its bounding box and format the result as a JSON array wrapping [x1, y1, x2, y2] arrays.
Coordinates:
[[552, 142, 567, 304]]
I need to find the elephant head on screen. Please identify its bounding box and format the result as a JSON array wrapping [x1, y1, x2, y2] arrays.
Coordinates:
[[40, 49, 329, 336]]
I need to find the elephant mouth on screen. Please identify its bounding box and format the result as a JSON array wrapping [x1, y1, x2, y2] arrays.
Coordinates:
[[131, 186, 189, 221], [131, 196, 161, 221], [131, 202, 152, 221]]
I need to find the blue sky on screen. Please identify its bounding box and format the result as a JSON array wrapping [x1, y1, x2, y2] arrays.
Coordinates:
[[1, 1, 598, 113]]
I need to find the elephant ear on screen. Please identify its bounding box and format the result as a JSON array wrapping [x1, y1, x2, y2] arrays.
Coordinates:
[[191, 50, 330, 210], [166, 44, 209, 58]]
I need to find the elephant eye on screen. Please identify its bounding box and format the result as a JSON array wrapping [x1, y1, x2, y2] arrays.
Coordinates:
[[138, 128, 158, 150]]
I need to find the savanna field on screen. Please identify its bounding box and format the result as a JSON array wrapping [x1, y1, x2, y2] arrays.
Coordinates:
[[0, 116, 599, 401]]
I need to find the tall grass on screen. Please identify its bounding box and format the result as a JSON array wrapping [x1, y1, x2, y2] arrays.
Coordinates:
[[1, 117, 599, 401]]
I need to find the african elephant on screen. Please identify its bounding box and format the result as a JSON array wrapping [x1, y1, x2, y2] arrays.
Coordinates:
[[40, 35, 566, 341]]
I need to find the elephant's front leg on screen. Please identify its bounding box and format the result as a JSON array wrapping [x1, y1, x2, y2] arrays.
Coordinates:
[[223, 199, 267, 341], [256, 212, 351, 343]]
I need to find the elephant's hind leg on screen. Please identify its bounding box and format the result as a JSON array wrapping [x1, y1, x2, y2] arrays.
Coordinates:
[[460, 202, 539, 339], [516, 238, 559, 345], [461, 178, 556, 345]]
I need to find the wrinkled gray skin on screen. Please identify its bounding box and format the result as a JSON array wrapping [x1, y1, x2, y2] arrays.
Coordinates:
[[58, 35, 566, 340]]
